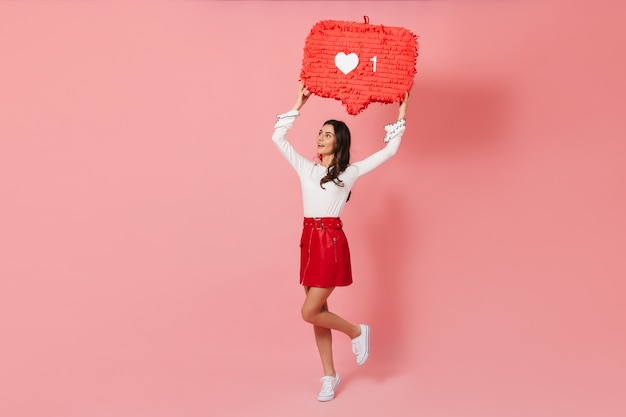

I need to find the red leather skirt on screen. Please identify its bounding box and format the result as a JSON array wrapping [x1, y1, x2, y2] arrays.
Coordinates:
[[300, 217, 353, 288]]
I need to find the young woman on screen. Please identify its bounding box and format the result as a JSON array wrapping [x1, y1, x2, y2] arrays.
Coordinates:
[[272, 83, 409, 401]]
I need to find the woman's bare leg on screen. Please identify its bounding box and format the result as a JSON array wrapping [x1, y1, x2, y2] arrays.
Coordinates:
[[302, 286, 362, 375], [313, 299, 335, 376]]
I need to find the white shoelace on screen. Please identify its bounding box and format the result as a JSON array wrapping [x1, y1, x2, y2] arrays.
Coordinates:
[[319, 376, 335, 394]]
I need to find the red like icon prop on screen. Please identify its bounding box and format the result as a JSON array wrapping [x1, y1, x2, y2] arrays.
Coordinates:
[[300, 18, 419, 115]]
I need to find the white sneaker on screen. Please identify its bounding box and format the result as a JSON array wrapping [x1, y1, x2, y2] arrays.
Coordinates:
[[317, 374, 341, 402], [351, 324, 370, 365]]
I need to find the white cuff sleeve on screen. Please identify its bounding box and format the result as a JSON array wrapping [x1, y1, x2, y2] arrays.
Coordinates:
[[274, 109, 300, 128], [383, 118, 406, 143]]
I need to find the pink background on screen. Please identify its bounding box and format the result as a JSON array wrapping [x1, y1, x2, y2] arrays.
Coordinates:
[[1, 1, 625, 416]]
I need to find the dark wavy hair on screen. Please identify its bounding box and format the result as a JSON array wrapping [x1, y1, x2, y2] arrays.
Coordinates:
[[319, 119, 352, 200], [319, 119, 351, 188]]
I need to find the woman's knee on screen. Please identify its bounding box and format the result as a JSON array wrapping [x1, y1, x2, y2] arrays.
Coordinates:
[[301, 305, 317, 323], [301, 288, 331, 323]]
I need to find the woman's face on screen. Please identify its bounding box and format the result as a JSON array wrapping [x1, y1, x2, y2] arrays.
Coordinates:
[[317, 124, 337, 157]]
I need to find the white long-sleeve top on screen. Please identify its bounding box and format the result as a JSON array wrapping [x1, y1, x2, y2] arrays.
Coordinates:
[[272, 109, 406, 218]]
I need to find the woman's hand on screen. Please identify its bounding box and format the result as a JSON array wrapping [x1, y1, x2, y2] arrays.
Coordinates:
[[398, 91, 411, 120], [293, 81, 312, 111]]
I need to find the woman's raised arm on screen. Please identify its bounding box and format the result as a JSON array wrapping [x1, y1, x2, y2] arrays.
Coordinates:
[[293, 81, 312, 112], [397, 91, 410, 121]]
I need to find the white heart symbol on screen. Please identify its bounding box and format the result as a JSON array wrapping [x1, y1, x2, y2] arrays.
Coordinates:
[[335, 52, 359, 75]]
